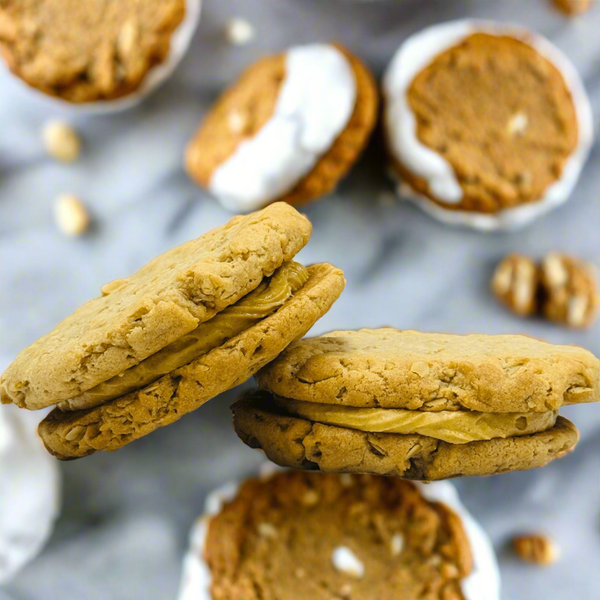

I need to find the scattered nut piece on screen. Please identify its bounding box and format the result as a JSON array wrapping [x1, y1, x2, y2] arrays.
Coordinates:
[[65, 425, 85, 442], [54, 194, 90, 237], [332, 546, 365, 578], [551, 0, 592, 15], [541, 253, 600, 328], [223, 18, 255, 45], [43, 120, 81, 162], [302, 490, 320, 506], [492, 254, 539, 316], [513, 533, 560, 566]]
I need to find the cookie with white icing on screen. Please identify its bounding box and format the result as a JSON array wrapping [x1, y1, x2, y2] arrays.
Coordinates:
[[232, 328, 597, 479], [178, 470, 501, 600], [383, 20, 593, 231], [186, 43, 378, 212]]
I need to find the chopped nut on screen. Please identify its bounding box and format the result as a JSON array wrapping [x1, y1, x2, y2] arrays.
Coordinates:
[[541, 252, 599, 328], [551, 0, 591, 15], [507, 111, 529, 136], [302, 490, 319, 506], [223, 18, 255, 45], [228, 110, 247, 134], [332, 546, 365, 578], [257, 522, 278, 539], [492, 254, 539, 317], [65, 425, 85, 442], [513, 533, 560, 566], [101, 278, 128, 296], [54, 194, 90, 236], [390, 533, 404, 556], [43, 120, 81, 162]]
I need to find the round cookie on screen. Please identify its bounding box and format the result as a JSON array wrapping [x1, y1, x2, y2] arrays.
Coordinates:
[[38, 263, 345, 459], [186, 43, 379, 212], [383, 20, 593, 230], [178, 470, 501, 600], [0, 0, 198, 104], [232, 392, 579, 480], [1, 203, 312, 411]]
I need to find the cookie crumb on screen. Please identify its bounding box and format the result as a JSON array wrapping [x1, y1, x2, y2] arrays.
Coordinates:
[[513, 533, 560, 566], [43, 120, 81, 163], [302, 490, 320, 506], [340, 474, 354, 487], [332, 546, 364, 578], [54, 194, 90, 236], [224, 18, 255, 45]]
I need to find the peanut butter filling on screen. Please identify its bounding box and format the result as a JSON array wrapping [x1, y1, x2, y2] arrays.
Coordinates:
[[276, 397, 558, 444], [59, 262, 309, 411]]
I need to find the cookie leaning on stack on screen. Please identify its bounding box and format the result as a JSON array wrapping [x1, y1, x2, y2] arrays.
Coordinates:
[[0, 203, 345, 459], [233, 328, 599, 479]]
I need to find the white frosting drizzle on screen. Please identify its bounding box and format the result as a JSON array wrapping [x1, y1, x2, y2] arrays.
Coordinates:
[[383, 20, 594, 231], [209, 44, 357, 213], [178, 472, 500, 600], [0, 405, 61, 583]]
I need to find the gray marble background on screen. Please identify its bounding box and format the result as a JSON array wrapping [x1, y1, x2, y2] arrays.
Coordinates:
[[1, 0, 600, 598]]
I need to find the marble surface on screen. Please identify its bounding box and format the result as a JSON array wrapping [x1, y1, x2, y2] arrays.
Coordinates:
[[1, 0, 600, 598]]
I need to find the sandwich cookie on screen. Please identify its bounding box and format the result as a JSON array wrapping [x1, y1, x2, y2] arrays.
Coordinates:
[[233, 329, 598, 479], [0, 203, 345, 459], [383, 20, 593, 231], [186, 43, 379, 212], [0, 0, 201, 110], [178, 470, 500, 600]]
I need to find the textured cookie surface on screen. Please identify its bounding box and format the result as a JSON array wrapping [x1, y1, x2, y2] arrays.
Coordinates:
[[205, 471, 472, 599], [186, 44, 379, 206], [1, 203, 311, 410], [233, 391, 579, 480], [38, 263, 346, 459], [0, 0, 185, 102], [394, 32, 578, 213], [256, 328, 599, 413]]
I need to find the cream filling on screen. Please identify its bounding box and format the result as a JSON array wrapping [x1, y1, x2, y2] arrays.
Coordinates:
[[59, 262, 309, 412], [276, 397, 557, 444]]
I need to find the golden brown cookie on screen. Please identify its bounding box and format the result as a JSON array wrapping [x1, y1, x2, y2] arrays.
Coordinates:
[[185, 43, 378, 211], [233, 328, 596, 479], [383, 21, 592, 229], [256, 329, 599, 413], [181, 471, 501, 600], [0, 0, 186, 102], [551, 0, 592, 15], [1, 203, 311, 411], [232, 391, 579, 480], [540, 252, 600, 328], [38, 263, 345, 459]]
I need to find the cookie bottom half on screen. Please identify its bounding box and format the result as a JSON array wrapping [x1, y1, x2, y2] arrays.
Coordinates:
[[232, 390, 579, 480]]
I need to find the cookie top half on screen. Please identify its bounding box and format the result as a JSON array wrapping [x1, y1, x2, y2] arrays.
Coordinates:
[[1, 203, 311, 410], [0, 0, 186, 102], [383, 20, 593, 230], [181, 471, 500, 600], [186, 43, 378, 212], [256, 328, 600, 413]]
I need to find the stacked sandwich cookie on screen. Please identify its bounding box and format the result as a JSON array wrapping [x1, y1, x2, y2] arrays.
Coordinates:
[[233, 328, 599, 479], [178, 469, 501, 600], [0, 203, 345, 459]]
